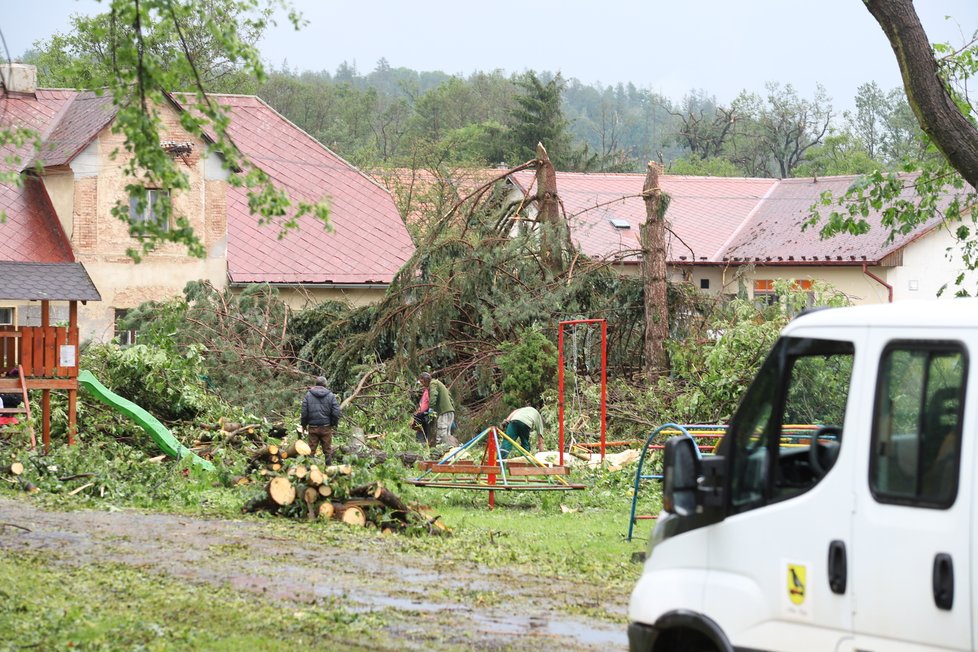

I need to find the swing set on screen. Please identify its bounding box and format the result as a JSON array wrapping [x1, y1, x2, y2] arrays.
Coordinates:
[[406, 318, 607, 508], [406, 425, 586, 508]]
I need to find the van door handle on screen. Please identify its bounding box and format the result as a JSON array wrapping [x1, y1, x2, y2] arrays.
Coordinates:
[[828, 539, 847, 594], [933, 553, 954, 610]]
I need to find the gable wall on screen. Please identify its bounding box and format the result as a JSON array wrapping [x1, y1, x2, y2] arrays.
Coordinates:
[[70, 101, 228, 342], [888, 226, 978, 300]]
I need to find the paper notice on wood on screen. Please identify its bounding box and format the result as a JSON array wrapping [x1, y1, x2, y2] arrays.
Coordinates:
[[60, 345, 77, 367]]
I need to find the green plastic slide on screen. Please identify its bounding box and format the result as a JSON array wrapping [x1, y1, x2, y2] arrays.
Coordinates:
[[77, 370, 214, 471]]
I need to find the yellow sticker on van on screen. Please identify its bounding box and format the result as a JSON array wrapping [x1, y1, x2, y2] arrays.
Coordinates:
[[787, 563, 806, 605]]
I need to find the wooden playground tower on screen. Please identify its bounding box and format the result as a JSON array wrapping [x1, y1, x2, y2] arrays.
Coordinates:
[[0, 262, 101, 452]]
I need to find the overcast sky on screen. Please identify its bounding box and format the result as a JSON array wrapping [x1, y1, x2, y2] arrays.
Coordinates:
[[3, 0, 977, 112]]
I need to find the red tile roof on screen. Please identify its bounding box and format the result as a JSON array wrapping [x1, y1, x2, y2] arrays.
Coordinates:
[[30, 91, 116, 167], [0, 176, 74, 263], [510, 171, 779, 264], [718, 176, 944, 264], [209, 95, 414, 285], [509, 170, 955, 267]]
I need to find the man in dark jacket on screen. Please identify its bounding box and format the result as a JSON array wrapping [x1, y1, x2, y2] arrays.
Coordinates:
[[301, 376, 341, 462]]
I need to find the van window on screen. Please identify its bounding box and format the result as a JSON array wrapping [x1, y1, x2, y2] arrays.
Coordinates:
[[727, 337, 855, 513], [871, 344, 966, 508]]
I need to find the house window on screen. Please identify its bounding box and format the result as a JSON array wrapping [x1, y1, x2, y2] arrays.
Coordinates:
[[700, 278, 710, 290], [114, 309, 137, 346], [0, 307, 13, 326], [129, 189, 170, 232], [754, 279, 814, 307]]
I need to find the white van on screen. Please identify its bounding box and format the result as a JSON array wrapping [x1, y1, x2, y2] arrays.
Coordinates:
[[629, 300, 976, 652]]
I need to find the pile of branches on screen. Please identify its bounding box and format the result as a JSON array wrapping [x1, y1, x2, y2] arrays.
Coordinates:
[[240, 439, 449, 536]]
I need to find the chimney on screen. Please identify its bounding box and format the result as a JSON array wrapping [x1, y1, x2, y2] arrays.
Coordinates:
[[1, 64, 37, 95]]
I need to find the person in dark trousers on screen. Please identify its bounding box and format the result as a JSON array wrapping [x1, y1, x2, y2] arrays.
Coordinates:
[[501, 406, 545, 459], [301, 376, 341, 463]]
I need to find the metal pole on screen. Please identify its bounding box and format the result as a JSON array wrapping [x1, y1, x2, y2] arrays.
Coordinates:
[[601, 319, 608, 462], [487, 426, 498, 509], [557, 325, 565, 467]]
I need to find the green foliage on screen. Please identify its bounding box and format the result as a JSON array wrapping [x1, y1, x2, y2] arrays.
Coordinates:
[[83, 341, 219, 422], [640, 281, 853, 425], [506, 72, 573, 167], [123, 281, 310, 420], [668, 154, 742, 177], [498, 327, 558, 409]]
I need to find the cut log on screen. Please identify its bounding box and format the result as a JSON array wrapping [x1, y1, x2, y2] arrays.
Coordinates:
[[317, 484, 333, 498], [266, 476, 296, 506], [8, 462, 23, 476], [294, 464, 308, 480], [269, 463, 282, 472], [307, 466, 324, 486], [337, 504, 367, 527], [250, 444, 279, 462], [284, 440, 312, 458], [317, 501, 335, 520], [303, 486, 319, 521], [324, 464, 353, 476], [350, 482, 411, 522], [229, 475, 251, 486]]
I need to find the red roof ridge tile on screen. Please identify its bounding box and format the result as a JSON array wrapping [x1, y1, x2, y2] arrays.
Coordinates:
[[714, 180, 781, 258]]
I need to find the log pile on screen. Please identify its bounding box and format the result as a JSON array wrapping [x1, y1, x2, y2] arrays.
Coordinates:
[[191, 420, 283, 460], [240, 441, 447, 535]]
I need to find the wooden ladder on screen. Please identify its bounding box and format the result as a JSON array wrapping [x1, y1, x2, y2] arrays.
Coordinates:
[[0, 365, 35, 448]]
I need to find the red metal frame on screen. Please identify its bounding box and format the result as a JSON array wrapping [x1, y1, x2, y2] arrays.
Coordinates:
[[557, 319, 607, 465]]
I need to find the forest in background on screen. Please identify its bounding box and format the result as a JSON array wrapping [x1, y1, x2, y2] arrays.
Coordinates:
[[23, 8, 935, 180]]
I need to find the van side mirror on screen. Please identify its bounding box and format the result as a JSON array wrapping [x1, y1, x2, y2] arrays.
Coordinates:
[[663, 436, 700, 516]]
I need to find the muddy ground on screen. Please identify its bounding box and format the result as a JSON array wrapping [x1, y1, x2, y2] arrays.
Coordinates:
[[0, 498, 629, 650]]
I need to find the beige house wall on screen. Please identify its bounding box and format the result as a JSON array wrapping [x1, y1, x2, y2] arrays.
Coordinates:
[[68, 101, 229, 342], [40, 172, 75, 238], [888, 226, 978, 301], [260, 286, 389, 311]]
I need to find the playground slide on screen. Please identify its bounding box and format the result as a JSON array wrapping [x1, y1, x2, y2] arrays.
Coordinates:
[[77, 370, 215, 471]]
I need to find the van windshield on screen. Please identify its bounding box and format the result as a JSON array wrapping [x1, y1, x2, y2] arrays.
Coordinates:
[[724, 336, 855, 512]]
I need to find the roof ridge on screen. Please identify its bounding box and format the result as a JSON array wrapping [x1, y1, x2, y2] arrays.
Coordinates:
[[713, 178, 781, 259]]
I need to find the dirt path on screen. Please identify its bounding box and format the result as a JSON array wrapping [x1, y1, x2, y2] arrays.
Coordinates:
[[0, 498, 628, 650]]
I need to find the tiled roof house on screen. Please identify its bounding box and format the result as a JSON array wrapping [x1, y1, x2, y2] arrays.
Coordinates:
[[0, 64, 414, 341], [509, 170, 973, 304]]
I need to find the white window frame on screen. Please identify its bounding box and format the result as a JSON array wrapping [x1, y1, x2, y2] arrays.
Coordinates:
[[128, 188, 170, 232]]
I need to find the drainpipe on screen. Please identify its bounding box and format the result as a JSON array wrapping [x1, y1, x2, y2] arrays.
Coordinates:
[[862, 262, 893, 303]]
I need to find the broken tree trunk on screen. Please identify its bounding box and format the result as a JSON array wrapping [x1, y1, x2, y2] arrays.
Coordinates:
[[640, 161, 670, 379], [350, 482, 411, 523]]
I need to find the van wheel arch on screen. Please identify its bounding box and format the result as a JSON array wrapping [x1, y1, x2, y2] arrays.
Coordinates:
[[651, 610, 733, 652]]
